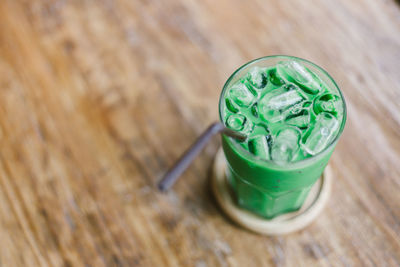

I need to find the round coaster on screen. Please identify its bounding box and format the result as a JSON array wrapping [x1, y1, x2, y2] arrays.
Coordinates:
[[212, 148, 332, 235]]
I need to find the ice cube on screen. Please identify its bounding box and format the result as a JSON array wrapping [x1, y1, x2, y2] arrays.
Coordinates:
[[225, 98, 239, 113], [259, 84, 305, 123], [287, 101, 303, 115], [268, 90, 303, 110], [271, 128, 301, 163], [247, 67, 267, 89], [285, 109, 310, 129], [226, 114, 253, 133], [228, 82, 256, 107], [313, 93, 342, 116], [301, 112, 339, 155], [250, 103, 259, 118], [267, 68, 285, 86], [277, 61, 322, 95], [226, 114, 245, 131], [248, 135, 271, 160], [266, 84, 304, 110], [252, 123, 270, 136]]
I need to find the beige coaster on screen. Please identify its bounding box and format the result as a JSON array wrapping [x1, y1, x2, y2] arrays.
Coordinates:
[[212, 148, 332, 235]]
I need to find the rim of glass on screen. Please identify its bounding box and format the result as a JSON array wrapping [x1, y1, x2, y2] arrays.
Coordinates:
[[218, 55, 347, 167]]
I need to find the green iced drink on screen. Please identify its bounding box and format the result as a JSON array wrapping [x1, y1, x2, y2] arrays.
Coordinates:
[[220, 55, 346, 218]]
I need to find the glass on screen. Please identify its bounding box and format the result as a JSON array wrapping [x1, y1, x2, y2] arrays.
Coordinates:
[[219, 55, 347, 218]]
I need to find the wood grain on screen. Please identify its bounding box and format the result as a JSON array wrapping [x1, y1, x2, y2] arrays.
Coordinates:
[[0, 0, 399, 266]]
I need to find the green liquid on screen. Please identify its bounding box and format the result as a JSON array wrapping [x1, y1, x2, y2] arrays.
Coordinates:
[[220, 56, 346, 218]]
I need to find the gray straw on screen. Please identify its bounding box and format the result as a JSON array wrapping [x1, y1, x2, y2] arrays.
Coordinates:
[[158, 122, 247, 192]]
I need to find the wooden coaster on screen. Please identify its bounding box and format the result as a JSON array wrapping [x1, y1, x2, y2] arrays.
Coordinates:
[[212, 148, 332, 235]]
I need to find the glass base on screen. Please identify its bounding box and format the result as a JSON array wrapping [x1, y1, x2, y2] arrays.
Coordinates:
[[226, 166, 313, 219], [211, 148, 332, 235]]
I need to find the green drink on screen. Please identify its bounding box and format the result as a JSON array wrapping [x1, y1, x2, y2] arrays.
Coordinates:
[[220, 56, 346, 219]]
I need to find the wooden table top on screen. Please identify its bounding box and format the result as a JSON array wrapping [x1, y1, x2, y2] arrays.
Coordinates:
[[1, 0, 399, 266]]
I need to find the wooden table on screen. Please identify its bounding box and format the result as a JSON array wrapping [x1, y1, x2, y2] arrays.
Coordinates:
[[0, 0, 399, 266]]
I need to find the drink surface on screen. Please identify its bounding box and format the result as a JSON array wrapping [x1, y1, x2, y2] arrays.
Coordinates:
[[222, 60, 344, 164]]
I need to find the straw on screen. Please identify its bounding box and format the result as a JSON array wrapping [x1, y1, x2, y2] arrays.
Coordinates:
[[158, 122, 246, 192]]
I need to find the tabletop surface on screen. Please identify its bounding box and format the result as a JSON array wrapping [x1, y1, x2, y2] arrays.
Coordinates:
[[1, 0, 400, 266]]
